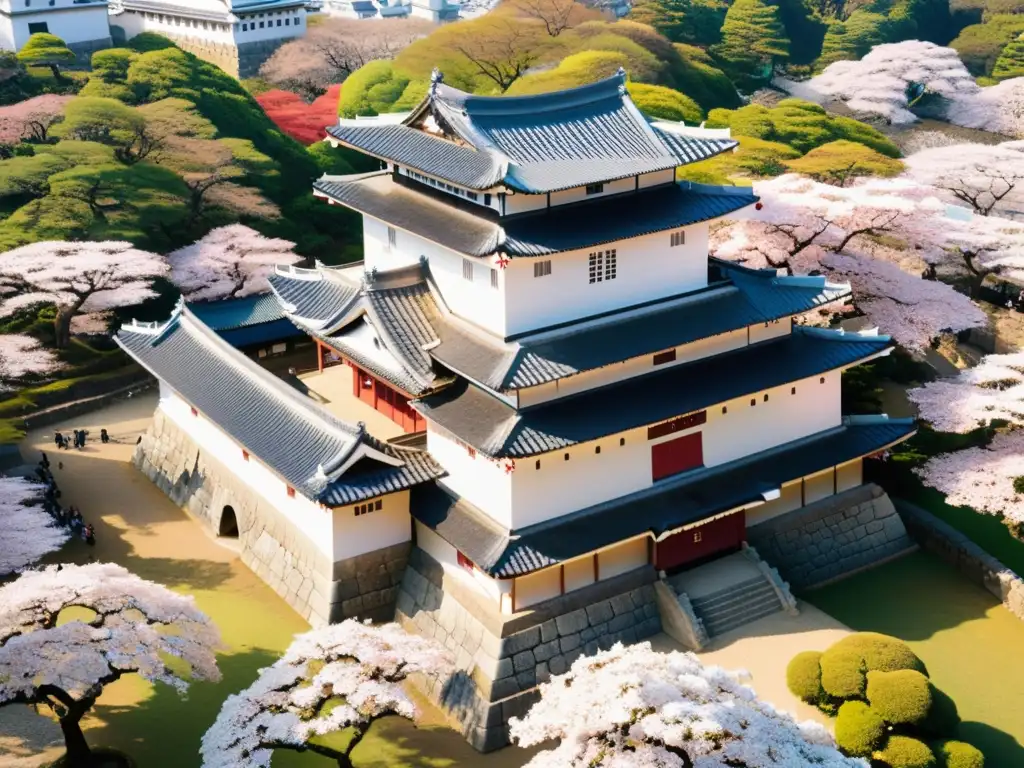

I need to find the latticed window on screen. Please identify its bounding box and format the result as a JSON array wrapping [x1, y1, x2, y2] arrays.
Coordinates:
[[387, 226, 397, 249], [605, 249, 617, 281], [586, 183, 604, 195], [670, 230, 686, 247], [462, 259, 473, 281], [590, 250, 617, 283], [534, 260, 551, 278], [490, 268, 499, 289]]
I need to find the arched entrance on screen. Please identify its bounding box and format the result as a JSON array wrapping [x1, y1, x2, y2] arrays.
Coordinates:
[[219, 505, 238, 537]]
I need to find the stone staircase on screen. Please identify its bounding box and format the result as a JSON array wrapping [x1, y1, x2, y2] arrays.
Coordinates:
[[687, 575, 783, 637]]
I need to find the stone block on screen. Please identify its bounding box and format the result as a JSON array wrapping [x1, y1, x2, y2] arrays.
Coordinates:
[[585, 601, 613, 625], [610, 593, 634, 616], [539, 619, 558, 643], [549, 654, 568, 676], [515, 669, 536, 690], [555, 608, 589, 637], [535, 662, 550, 685], [580, 627, 597, 643], [608, 613, 634, 633], [592, 621, 609, 637], [341, 596, 364, 617], [502, 626, 541, 658], [512, 650, 535, 673], [533, 640, 560, 663], [559, 634, 581, 653], [490, 676, 519, 700]]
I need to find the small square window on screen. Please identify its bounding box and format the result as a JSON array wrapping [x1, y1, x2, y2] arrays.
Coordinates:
[[484, 193, 492, 206], [588, 251, 604, 284], [595, 446, 601, 454], [277, 18, 282, 25], [653, 349, 676, 366], [750, 399, 756, 406], [670, 230, 686, 247], [619, 437, 625, 446], [259, 20, 265, 27], [534, 260, 551, 278], [462, 259, 474, 281], [791, 387, 797, 395], [605, 249, 617, 281], [564, 453, 570, 461], [820, 376, 826, 384], [490, 268, 499, 289], [375, 499, 382, 511], [387, 226, 397, 249], [535, 460, 541, 469], [764, 393, 769, 402], [586, 183, 604, 195], [722, 406, 728, 414]]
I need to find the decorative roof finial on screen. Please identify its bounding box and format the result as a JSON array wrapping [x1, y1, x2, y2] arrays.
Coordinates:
[[616, 66, 626, 77], [430, 68, 444, 95], [616, 66, 627, 94]]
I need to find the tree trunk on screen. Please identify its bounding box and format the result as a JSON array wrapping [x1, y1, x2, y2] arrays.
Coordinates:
[[48, 63, 63, 82], [54, 308, 74, 349], [59, 715, 92, 766]]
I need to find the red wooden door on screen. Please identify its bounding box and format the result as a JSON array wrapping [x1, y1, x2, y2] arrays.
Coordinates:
[[355, 367, 375, 407], [652, 432, 704, 481], [655, 512, 746, 571]]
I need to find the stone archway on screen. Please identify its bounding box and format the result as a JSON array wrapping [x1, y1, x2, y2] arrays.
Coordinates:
[[219, 505, 239, 538]]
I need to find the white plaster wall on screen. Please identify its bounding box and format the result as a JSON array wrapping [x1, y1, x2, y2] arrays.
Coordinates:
[[332, 489, 411, 561], [427, 427, 513, 527], [746, 479, 802, 527], [517, 325, 751, 408], [638, 169, 675, 189], [425, 243, 505, 336], [749, 317, 792, 344], [362, 217, 420, 272], [514, 567, 561, 609], [563, 555, 595, 592], [157, 388, 335, 558], [508, 371, 842, 528], [121, 5, 303, 45], [836, 458, 863, 493], [4, 5, 109, 48], [0, 15, 13, 48], [550, 176, 637, 207], [235, 7, 304, 41], [502, 171, 674, 215], [503, 224, 710, 336], [804, 468, 835, 505], [597, 536, 648, 580], [413, 520, 510, 605]]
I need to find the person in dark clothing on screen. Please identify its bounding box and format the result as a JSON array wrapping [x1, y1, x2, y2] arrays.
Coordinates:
[[100, 429, 109, 444], [55, 432, 64, 450], [73, 430, 81, 449], [80, 430, 87, 447], [40, 452, 50, 468], [84, 523, 95, 546]]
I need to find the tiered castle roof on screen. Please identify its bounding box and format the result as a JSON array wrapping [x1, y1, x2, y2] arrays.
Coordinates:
[[325, 70, 739, 192], [115, 304, 443, 505]]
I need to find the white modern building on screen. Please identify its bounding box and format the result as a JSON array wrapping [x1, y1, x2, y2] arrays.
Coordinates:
[[0, 0, 111, 56], [109, 0, 305, 77], [124, 69, 918, 752]]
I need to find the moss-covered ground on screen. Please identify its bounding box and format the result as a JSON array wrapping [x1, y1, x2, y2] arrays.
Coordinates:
[[806, 552, 1024, 764]]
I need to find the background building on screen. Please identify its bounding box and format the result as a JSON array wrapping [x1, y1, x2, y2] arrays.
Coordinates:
[[0, 0, 110, 56]]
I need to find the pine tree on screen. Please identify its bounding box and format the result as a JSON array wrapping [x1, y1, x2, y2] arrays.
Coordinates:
[[711, 0, 790, 91], [993, 36, 1024, 81]]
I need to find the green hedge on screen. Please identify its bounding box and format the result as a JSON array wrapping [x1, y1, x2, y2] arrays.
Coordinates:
[[786, 650, 825, 703], [866, 669, 932, 726], [835, 700, 885, 756], [923, 685, 961, 737], [934, 740, 985, 768], [821, 648, 867, 699], [881, 736, 937, 768]]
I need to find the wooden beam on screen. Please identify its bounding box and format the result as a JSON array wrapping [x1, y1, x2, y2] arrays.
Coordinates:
[[560, 565, 565, 595], [316, 340, 324, 373], [510, 578, 516, 613], [593, 553, 600, 583]]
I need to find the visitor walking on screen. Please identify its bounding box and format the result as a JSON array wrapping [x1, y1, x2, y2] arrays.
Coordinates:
[[100, 428, 109, 444], [54, 431, 64, 450], [83, 523, 95, 546]]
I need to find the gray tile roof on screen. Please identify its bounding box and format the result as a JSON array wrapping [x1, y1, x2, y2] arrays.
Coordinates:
[[326, 124, 504, 190], [115, 307, 442, 505], [326, 71, 738, 192], [414, 328, 893, 458], [412, 417, 916, 577], [313, 173, 756, 258], [267, 265, 361, 327]]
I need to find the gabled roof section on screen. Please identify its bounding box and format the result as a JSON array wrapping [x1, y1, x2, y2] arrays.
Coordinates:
[[115, 305, 442, 505], [414, 327, 894, 458], [325, 70, 738, 193], [412, 417, 917, 577], [267, 263, 362, 329], [187, 293, 286, 331], [313, 173, 756, 258]]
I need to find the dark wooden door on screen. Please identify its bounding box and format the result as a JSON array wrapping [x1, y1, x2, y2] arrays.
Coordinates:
[[652, 431, 704, 482], [655, 512, 746, 571]]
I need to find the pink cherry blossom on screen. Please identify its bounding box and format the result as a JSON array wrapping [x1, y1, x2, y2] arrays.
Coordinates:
[[200, 619, 451, 768], [0, 333, 60, 390], [915, 430, 1024, 525], [0, 94, 71, 145], [168, 224, 302, 303], [903, 143, 1024, 218], [0, 477, 68, 574], [909, 352, 1024, 433], [0, 562, 221, 763], [509, 642, 866, 768]]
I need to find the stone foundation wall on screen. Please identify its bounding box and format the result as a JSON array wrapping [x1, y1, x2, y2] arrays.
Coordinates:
[[151, 34, 293, 78], [134, 407, 405, 625], [897, 499, 1024, 622], [395, 547, 662, 752], [237, 39, 293, 79], [66, 37, 112, 65], [746, 483, 916, 589]]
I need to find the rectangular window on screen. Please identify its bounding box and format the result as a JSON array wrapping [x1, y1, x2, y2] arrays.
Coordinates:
[[28, 21, 48, 33], [653, 349, 677, 365], [386, 226, 397, 249], [375, 499, 382, 511], [670, 230, 686, 247], [586, 183, 604, 195], [588, 251, 604, 283], [534, 260, 552, 278], [277, 18, 282, 25], [259, 21, 265, 27], [484, 193, 492, 206], [490, 268, 499, 289], [462, 259, 473, 281], [466, 191, 478, 201], [605, 249, 617, 281], [242, 23, 247, 30]]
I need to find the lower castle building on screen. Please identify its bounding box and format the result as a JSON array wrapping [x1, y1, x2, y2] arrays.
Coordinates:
[[118, 71, 919, 751]]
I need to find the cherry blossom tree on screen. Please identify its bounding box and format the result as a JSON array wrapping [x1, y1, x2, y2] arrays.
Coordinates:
[[908, 352, 1024, 433], [0, 333, 61, 390], [200, 619, 451, 768], [168, 225, 301, 302], [915, 430, 1024, 529], [0, 563, 221, 766], [0, 241, 168, 348], [777, 40, 1024, 137], [0, 477, 68, 574], [509, 642, 866, 767], [0, 94, 72, 148], [902, 142, 1024, 219], [710, 174, 987, 350]]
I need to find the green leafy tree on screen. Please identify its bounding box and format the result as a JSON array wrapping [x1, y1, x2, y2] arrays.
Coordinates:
[[337, 60, 411, 117], [505, 51, 630, 94], [627, 81, 703, 123], [51, 97, 159, 164], [16, 34, 75, 82], [774, 0, 829, 65], [817, 11, 893, 70], [785, 140, 905, 185], [677, 135, 799, 184], [993, 36, 1024, 80], [668, 43, 741, 110], [711, 0, 790, 91], [629, 0, 727, 46], [79, 48, 139, 101], [950, 15, 1024, 76]]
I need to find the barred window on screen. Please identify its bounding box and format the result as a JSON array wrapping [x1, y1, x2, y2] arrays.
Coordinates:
[[586, 183, 604, 195], [462, 259, 473, 281], [387, 226, 397, 249], [588, 251, 604, 283], [534, 260, 551, 278], [490, 268, 499, 289], [670, 230, 685, 247], [605, 249, 617, 281]]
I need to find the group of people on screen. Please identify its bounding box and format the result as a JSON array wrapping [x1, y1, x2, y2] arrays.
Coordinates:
[[35, 452, 95, 546], [52, 428, 111, 450]]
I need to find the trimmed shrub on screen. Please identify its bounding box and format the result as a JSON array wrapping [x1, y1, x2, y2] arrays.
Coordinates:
[[834, 700, 885, 757], [922, 685, 961, 737], [880, 735, 937, 768], [786, 650, 825, 704], [627, 82, 703, 124], [866, 669, 932, 726], [934, 740, 985, 768], [821, 648, 868, 699]]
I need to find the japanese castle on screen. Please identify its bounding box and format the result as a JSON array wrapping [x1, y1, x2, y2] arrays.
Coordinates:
[[118, 69, 917, 751]]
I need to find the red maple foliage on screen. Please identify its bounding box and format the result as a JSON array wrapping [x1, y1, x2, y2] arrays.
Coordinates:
[[256, 85, 341, 145]]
